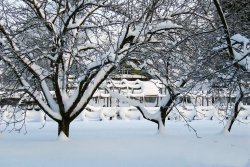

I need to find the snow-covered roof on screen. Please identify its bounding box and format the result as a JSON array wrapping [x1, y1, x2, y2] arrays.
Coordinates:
[[141, 81, 159, 96]]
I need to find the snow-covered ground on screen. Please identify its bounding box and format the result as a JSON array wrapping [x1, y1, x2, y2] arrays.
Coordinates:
[[0, 120, 250, 167]]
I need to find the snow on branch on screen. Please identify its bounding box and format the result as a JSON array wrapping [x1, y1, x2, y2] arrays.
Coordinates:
[[20, 77, 62, 120], [231, 34, 250, 71], [87, 50, 116, 70], [70, 64, 114, 117], [1, 22, 59, 119], [77, 43, 97, 52], [106, 88, 161, 121], [67, 6, 100, 30], [24, 0, 55, 32], [148, 20, 182, 33], [40, 81, 59, 113], [126, 20, 182, 42], [118, 18, 182, 50], [0, 58, 61, 121], [21, 56, 50, 80], [213, 34, 250, 71], [0, 23, 50, 80]]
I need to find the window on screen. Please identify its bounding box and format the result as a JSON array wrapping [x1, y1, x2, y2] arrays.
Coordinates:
[[144, 97, 157, 103]]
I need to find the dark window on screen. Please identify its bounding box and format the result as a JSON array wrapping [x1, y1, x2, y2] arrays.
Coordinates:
[[144, 97, 157, 103]]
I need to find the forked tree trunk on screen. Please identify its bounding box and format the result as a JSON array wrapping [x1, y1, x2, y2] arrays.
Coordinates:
[[160, 107, 171, 126], [160, 94, 176, 126], [58, 119, 71, 137]]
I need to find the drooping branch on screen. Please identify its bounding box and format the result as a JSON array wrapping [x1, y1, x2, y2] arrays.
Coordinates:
[[107, 88, 162, 125], [0, 55, 61, 122]]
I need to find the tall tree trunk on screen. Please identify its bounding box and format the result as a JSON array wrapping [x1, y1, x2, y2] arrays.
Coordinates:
[[58, 119, 71, 137]]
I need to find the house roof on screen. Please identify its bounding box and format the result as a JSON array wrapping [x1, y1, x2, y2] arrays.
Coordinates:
[[141, 81, 159, 96]]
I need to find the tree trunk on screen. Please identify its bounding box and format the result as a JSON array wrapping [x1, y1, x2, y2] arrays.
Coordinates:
[[227, 92, 244, 132], [227, 101, 242, 132], [58, 119, 70, 137], [160, 107, 167, 126]]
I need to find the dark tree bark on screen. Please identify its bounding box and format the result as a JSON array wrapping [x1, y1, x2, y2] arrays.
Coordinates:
[[58, 119, 71, 137], [213, 0, 248, 71], [228, 87, 244, 132], [213, 0, 234, 57]]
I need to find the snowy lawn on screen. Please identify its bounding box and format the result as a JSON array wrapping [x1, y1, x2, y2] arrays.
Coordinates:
[[0, 120, 250, 167]]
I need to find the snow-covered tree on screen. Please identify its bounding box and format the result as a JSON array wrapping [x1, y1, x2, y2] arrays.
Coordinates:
[[211, 33, 250, 133], [0, 0, 185, 137], [204, 0, 250, 133], [107, 0, 217, 134]]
